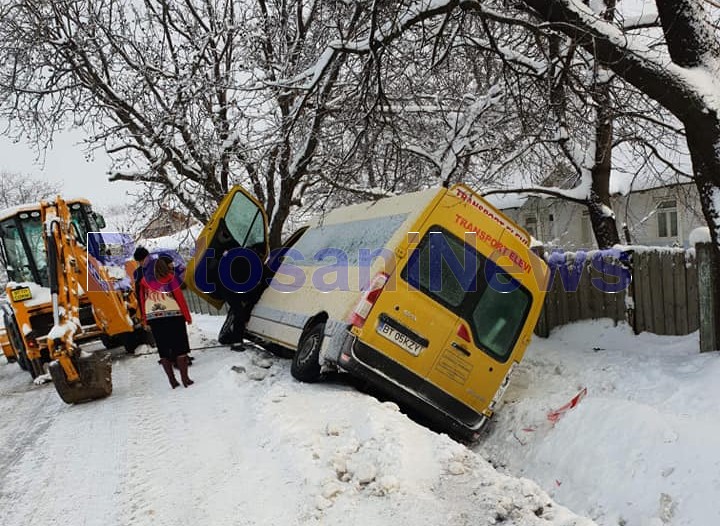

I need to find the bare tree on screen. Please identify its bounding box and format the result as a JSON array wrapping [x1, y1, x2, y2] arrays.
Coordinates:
[[0, 171, 61, 210], [0, 0, 369, 247], [315, 1, 690, 248], [307, 0, 720, 325], [513, 0, 720, 326]]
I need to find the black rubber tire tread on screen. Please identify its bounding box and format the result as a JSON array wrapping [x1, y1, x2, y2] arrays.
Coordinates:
[[28, 358, 44, 380], [16, 345, 31, 373], [49, 351, 113, 404], [121, 327, 153, 353], [291, 322, 325, 383]]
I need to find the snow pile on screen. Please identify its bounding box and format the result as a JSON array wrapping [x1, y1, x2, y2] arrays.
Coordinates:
[[140, 224, 203, 254], [688, 226, 711, 246], [3, 315, 718, 525], [480, 319, 720, 526], [192, 315, 595, 526]]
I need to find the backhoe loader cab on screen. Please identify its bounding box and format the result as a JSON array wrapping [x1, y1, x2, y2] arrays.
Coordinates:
[[0, 197, 144, 402], [0, 199, 104, 287]]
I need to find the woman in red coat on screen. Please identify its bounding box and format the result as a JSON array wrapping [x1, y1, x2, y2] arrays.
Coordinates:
[[139, 256, 194, 388]]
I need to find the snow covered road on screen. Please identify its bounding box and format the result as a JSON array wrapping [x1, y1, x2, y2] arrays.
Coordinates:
[[0, 318, 592, 526]]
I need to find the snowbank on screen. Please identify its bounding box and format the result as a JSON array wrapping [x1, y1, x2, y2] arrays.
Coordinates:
[[480, 319, 720, 526]]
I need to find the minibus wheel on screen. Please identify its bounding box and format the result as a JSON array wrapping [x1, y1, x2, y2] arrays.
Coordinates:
[[291, 322, 324, 382]]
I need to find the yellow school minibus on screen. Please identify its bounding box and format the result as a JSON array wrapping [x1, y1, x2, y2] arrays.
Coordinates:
[[188, 184, 549, 441]]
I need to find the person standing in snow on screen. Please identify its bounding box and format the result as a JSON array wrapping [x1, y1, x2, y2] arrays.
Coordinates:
[[131, 245, 156, 350], [139, 255, 194, 388], [132, 245, 150, 301]]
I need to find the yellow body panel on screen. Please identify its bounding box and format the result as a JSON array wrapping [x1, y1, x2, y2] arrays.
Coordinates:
[[354, 184, 549, 419], [0, 328, 14, 360]]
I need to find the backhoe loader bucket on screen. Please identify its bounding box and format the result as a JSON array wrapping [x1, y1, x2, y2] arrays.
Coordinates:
[[48, 351, 113, 404]]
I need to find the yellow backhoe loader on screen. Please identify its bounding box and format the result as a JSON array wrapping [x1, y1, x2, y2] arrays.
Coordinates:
[[0, 196, 146, 402]]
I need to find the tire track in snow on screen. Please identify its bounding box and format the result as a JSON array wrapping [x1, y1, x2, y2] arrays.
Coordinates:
[[119, 355, 186, 526], [0, 363, 58, 509], [0, 353, 131, 526]]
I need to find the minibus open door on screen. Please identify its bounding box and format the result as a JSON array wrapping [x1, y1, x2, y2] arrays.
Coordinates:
[[186, 187, 270, 338]]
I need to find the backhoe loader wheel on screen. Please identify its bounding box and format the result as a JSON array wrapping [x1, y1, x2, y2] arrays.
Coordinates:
[[49, 351, 113, 404], [16, 343, 31, 373], [122, 327, 153, 353]]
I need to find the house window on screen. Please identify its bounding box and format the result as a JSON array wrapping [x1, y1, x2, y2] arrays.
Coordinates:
[[657, 200, 678, 238], [524, 216, 537, 237]]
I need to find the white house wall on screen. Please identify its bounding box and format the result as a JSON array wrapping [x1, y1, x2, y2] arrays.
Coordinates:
[[500, 184, 706, 249]]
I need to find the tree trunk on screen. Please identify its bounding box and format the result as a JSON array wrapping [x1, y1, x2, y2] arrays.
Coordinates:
[[268, 191, 294, 250], [656, 0, 720, 347], [520, 0, 720, 344], [587, 0, 620, 249], [686, 122, 720, 341], [588, 78, 620, 249]]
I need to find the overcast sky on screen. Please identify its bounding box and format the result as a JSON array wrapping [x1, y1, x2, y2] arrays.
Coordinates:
[[0, 129, 139, 208]]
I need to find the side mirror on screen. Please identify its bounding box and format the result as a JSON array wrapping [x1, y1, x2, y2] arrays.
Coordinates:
[[94, 213, 106, 230]]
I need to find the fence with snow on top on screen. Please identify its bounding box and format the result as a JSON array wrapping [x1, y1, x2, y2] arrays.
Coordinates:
[[534, 246, 701, 339]]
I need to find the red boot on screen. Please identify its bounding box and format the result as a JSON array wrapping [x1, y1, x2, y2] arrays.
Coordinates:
[[160, 358, 180, 389], [177, 355, 194, 387]]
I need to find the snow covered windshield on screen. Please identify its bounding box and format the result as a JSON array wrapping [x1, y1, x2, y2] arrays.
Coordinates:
[[401, 226, 532, 362]]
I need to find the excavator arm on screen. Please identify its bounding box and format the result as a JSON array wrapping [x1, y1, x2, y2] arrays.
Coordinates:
[[40, 196, 140, 402]]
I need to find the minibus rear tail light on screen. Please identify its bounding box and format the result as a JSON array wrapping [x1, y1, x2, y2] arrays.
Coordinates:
[[349, 272, 389, 328]]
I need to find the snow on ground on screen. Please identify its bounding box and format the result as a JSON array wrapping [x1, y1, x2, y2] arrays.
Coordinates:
[[1, 316, 717, 526], [479, 320, 720, 526], [0, 315, 591, 526]]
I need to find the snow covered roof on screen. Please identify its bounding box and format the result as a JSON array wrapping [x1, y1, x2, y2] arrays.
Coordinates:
[[139, 224, 203, 253], [485, 172, 695, 212], [307, 187, 441, 226], [610, 172, 694, 196], [483, 193, 528, 210], [0, 197, 92, 221]]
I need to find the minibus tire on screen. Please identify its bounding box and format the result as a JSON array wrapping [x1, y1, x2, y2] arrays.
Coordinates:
[[291, 323, 324, 382]]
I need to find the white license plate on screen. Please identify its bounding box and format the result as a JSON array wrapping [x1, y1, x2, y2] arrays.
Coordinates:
[[377, 322, 425, 356]]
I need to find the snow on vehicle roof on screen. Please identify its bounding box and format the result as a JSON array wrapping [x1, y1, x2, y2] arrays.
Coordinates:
[[307, 187, 441, 227], [0, 197, 92, 221]]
